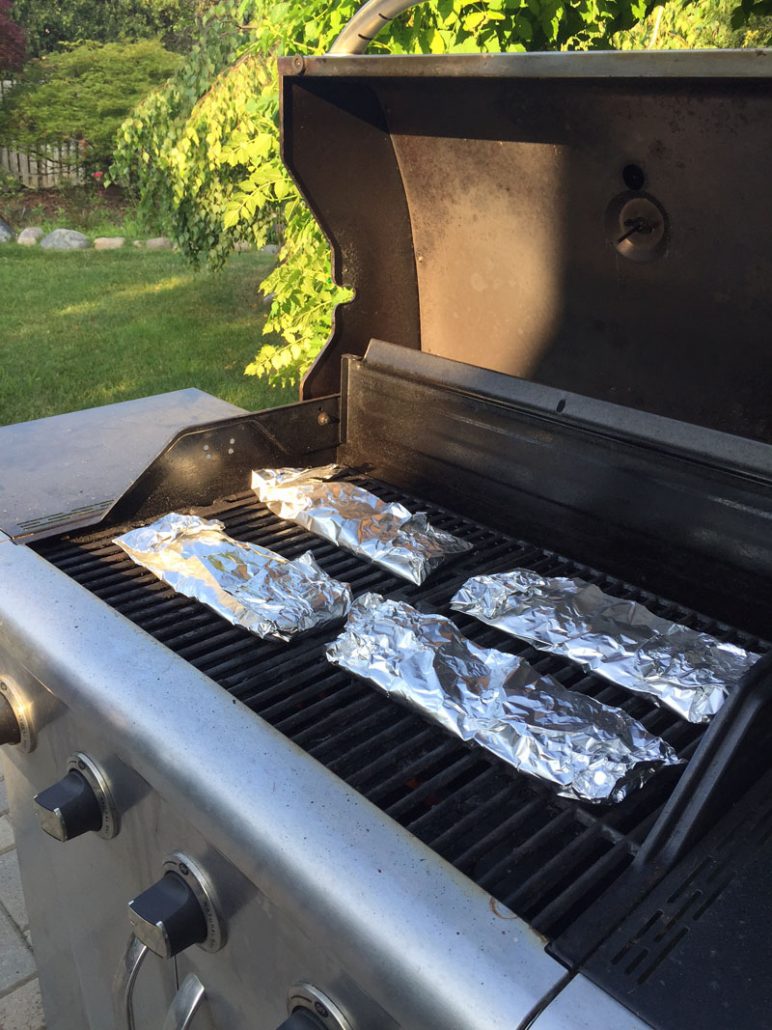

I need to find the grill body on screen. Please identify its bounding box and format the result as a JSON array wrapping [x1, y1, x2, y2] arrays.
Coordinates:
[[0, 49, 771, 1030]]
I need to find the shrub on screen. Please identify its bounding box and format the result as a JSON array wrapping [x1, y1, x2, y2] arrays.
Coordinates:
[[0, 39, 181, 167]]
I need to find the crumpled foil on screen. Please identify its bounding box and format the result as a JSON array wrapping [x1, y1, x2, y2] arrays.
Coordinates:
[[451, 569, 760, 724], [326, 593, 679, 803], [251, 466, 472, 585], [114, 513, 351, 642]]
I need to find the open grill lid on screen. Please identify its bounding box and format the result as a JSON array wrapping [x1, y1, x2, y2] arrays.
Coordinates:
[[279, 48, 772, 444]]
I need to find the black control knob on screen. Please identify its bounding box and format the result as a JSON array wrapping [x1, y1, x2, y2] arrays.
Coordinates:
[[128, 872, 209, 959], [0, 693, 21, 746], [276, 1012, 326, 1030], [33, 770, 103, 841]]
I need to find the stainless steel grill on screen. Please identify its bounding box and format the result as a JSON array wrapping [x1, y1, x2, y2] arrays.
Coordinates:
[[35, 471, 765, 941]]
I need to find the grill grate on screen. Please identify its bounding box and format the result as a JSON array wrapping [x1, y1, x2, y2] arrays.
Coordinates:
[[33, 472, 767, 940]]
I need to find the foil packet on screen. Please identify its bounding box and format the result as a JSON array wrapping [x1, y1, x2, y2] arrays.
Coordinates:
[[114, 513, 351, 642], [326, 593, 679, 803], [251, 466, 472, 585], [451, 569, 760, 723]]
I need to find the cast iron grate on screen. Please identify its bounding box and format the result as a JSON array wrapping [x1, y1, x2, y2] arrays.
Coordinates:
[[33, 472, 766, 941]]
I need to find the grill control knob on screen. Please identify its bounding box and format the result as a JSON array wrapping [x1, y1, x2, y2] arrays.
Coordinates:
[[128, 853, 223, 960], [33, 753, 119, 842], [129, 872, 208, 959], [0, 693, 21, 747], [277, 1013, 326, 1030]]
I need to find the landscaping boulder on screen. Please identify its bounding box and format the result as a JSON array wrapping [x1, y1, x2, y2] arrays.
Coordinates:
[[94, 236, 125, 250], [17, 227, 44, 246], [40, 229, 90, 251], [0, 217, 13, 244], [145, 236, 173, 251], [261, 243, 279, 255], [233, 240, 252, 252]]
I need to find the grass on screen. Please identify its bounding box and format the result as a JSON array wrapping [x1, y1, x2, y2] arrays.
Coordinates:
[[0, 246, 294, 426]]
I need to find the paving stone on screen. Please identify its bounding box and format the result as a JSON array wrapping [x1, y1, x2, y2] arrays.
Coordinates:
[[17, 227, 43, 246], [40, 228, 89, 251], [0, 977, 45, 1029], [0, 907, 35, 994], [145, 236, 173, 250], [0, 850, 28, 932], [93, 236, 125, 250], [0, 815, 14, 853]]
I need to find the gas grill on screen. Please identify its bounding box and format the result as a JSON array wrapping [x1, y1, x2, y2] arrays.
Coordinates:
[[1, 27, 772, 1030]]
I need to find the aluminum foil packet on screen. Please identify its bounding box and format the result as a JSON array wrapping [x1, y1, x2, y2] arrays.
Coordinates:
[[114, 513, 351, 642], [251, 466, 472, 585], [326, 593, 679, 803], [451, 570, 760, 723]]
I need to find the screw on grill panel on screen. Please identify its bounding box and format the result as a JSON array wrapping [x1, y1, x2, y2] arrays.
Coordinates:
[[32, 471, 768, 941]]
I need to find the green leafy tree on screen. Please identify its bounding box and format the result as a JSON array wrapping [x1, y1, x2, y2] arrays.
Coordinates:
[[12, 0, 201, 57], [615, 0, 772, 46], [0, 40, 181, 167], [115, 0, 669, 387]]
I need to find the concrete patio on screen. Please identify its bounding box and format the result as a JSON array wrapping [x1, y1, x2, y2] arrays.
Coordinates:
[[0, 768, 45, 1028]]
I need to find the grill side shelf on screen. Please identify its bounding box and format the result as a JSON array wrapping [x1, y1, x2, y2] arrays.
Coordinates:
[[33, 473, 769, 947]]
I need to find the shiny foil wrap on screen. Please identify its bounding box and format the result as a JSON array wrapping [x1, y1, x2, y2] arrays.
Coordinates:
[[114, 513, 351, 641], [452, 570, 760, 723], [326, 593, 679, 803], [251, 466, 471, 585]]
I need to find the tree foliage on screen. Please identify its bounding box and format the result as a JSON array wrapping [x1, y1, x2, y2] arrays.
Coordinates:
[[0, 40, 181, 166], [114, 0, 762, 389], [0, 0, 26, 70], [114, 0, 666, 387], [11, 0, 202, 57], [615, 0, 772, 46]]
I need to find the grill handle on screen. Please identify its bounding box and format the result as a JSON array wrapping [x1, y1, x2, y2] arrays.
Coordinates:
[[329, 0, 430, 54], [112, 934, 150, 1030], [162, 973, 206, 1030]]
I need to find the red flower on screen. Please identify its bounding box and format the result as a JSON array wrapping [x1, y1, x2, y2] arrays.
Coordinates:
[[92, 171, 104, 180]]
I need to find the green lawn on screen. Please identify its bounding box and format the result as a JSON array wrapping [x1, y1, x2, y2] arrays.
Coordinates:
[[0, 246, 294, 427]]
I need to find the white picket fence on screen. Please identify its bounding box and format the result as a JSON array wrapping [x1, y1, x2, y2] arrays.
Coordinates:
[[0, 79, 85, 188], [0, 141, 86, 188]]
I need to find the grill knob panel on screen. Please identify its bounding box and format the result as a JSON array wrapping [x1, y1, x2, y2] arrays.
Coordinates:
[[34, 770, 103, 841], [129, 872, 208, 959]]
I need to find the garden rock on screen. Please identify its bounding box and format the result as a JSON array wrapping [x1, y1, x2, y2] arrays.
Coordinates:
[[17, 227, 44, 246], [233, 241, 252, 252], [40, 229, 89, 251], [0, 218, 13, 244], [145, 236, 172, 251], [261, 243, 279, 255], [94, 236, 125, 250]]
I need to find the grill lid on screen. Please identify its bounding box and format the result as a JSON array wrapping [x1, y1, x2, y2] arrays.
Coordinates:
[[280, 49, 772, 444]]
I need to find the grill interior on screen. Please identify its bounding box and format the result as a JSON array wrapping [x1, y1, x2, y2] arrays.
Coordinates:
[[33, 471, 767, 941]]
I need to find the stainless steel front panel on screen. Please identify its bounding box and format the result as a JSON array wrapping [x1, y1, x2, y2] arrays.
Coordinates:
[[0, 655, 176, 1030], [0, 535, 567, 1029]]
